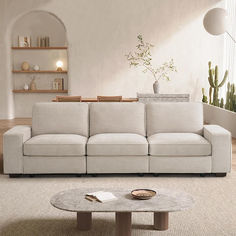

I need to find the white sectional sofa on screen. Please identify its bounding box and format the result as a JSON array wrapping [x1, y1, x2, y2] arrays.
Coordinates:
[[3, 102, 232, 177]]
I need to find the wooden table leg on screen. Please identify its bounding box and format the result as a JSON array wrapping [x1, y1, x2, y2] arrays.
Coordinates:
[[77, 212, 92, 230], [154, 212, 169, 230], [115, 212, 132, 236]]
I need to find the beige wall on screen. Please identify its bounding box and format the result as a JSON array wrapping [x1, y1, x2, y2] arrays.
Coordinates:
[[0, 0, 224, 118]]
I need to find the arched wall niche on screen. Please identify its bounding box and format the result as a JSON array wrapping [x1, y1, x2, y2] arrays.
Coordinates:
[[8, 10, 69, 118], [11, 10, 67, 47]]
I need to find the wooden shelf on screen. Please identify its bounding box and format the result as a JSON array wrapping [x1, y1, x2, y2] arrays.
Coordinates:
[[12, 70, 67, 74], [13, 90, 68, 94], [12, 47, 67, 50]]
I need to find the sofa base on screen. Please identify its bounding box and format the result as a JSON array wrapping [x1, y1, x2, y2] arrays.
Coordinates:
[[23, 156, 86, 174], [9, 174, 22, 178], [215, 173, 227, 177], [150, 156, 212, 173], [87, 156, 149, 173], [8, 173, 228, 178]]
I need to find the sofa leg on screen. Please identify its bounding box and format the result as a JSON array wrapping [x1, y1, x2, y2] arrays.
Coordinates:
[[153, 173, 159, 177], [138, 173, 144, 177], [200, 173, 206, 177], [215, 173, 227, 177], [9, 174, 21, 178], [29, 174, 35, 178]]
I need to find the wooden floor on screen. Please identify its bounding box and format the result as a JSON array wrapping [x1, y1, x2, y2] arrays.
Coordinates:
[[0, 118, 235, 174]]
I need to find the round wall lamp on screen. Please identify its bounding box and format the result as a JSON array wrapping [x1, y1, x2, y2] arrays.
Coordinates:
[[203, 8, 236, 43], [56, 60, 63, 71]]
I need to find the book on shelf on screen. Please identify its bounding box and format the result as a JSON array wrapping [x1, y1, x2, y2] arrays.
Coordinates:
[[52, 78, 64, 90], [85, 191, 117, 203]]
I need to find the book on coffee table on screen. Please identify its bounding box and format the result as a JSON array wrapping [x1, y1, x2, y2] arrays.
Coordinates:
[[85, 191, 117, 203]]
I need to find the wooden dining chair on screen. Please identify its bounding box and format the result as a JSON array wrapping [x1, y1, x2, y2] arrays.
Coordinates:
[[97, 96, 122, 102], [55, 96, 82, 102]]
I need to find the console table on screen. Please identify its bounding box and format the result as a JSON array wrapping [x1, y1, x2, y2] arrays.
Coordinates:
[[137, 93, 190, 103]]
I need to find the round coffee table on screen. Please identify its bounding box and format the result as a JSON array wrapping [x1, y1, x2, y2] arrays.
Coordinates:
[[50, 188, 194, 236]]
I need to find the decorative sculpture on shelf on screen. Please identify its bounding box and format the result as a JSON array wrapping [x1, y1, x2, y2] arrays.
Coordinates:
[[21, 61, 30, 71], [30, 76, 37, 90]]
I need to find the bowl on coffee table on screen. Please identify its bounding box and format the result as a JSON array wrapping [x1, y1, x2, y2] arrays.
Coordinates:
[[131, 189, 156, 200]]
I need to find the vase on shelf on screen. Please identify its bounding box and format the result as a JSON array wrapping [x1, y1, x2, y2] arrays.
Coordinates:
[[23, 83, 29, 90], [153, 80, 159, 94], [30, 77, 37, 90]]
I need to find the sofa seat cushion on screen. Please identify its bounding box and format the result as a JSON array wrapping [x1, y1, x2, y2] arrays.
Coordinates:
[[148, 133, 211, 156], [87, 133, 148, 156], [24, 134, 87, 156]]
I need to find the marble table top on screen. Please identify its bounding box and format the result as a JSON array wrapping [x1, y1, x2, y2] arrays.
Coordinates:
[[50, 188, 194, 213]]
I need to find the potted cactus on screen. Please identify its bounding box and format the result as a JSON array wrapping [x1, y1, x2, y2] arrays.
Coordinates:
[[208, 61, 228, 107], [225, 82, 236, 112]]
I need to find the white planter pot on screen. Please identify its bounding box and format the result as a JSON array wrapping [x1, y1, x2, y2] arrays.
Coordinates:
[[203, 103, 236, 138]]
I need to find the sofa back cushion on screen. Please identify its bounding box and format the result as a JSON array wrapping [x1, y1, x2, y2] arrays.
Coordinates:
[[90, 103, 146, 136], [146, 102, 203, 136], [32, 103, 89, 137]]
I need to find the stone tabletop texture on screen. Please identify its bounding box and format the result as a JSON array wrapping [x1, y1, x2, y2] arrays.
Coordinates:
[[50, 188, 194, 213]]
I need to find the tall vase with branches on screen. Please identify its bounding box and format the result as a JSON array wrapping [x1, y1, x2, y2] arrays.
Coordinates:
[[126, 34, 177, 93]]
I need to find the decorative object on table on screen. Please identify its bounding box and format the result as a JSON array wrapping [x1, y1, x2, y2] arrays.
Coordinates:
[[225, 82, 236, 111], [21, 61, 30, 71], [18, 36, 31, 47], [56, 60, 63, 71], [131, 189, 156, 200], [85, 191, 117, 203], [54, 78, 64, 90], [201, 88, 208, 103], [33, 65, 40, 71], [208, 61, 228, 107], [126, 34, 177, 94], [30, 76, 37, 90], [23, 83, 29, 90]]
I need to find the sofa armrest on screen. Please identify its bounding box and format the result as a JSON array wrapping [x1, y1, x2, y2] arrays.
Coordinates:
[[3, 126, 31, 174], [203, 125, 232, 173]]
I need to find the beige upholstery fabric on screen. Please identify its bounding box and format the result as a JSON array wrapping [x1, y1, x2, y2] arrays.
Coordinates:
[[23, 156, 86, 174], [24, 134, 87, 156], [87, 133, 148, 156], [146, 102, 203, 136], [32, 103, 89, 137], [87, 156, 149, 173], [148, 133, 211, 156], [204, 125, 232, 173], [3, 126, 31, 174], [3, 103, 232, 175], [89, 103, 146, 136], [149, 156, 211, 173]]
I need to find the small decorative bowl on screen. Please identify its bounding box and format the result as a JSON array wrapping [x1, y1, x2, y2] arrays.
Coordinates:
[[131, 189, 157, 200]]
